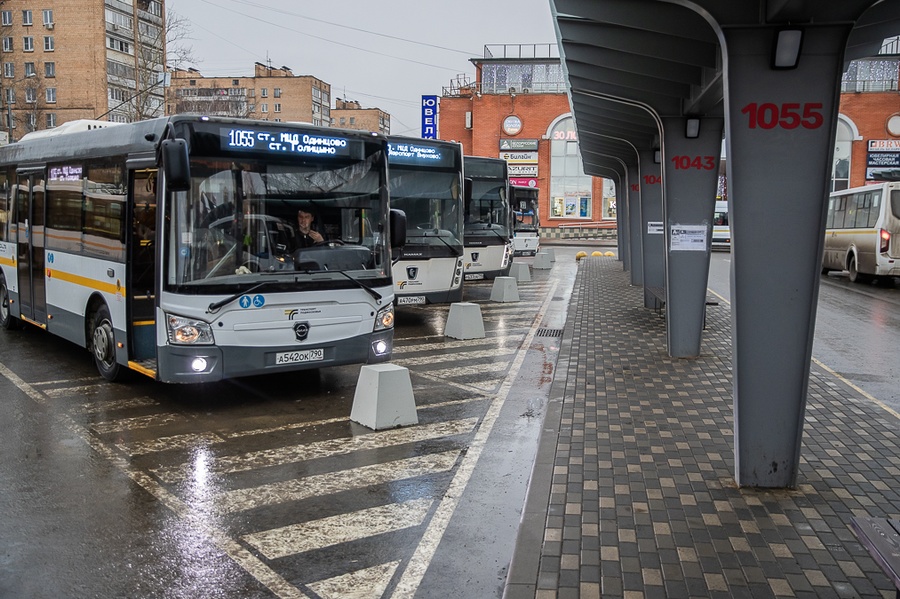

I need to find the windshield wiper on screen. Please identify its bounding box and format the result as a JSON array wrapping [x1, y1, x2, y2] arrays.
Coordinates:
[[406, 230, 462, 257], [334, 270, 383, 301], [207, 280, 284, 314]]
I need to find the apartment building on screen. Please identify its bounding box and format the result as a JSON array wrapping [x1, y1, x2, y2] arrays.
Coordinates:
[[0, 0, 166, 142], [331, 98, 390, 134], [167, 62, 332, 127]]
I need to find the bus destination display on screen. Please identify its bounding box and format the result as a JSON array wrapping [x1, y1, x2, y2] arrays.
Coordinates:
[[222, 127, 351, 157], [388, 142, 454, 168]]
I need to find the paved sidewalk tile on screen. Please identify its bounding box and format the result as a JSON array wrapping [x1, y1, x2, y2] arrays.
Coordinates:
[[504, 256, 900, 599]]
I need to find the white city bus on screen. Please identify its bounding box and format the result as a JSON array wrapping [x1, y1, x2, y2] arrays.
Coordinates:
[[387, 136, 464, 305], [462, 156, 513, 280], [822, 181, 900, 283], [712, 200, 731, 250], [0, 116, 405, 382], [510, 184, 540, 256]]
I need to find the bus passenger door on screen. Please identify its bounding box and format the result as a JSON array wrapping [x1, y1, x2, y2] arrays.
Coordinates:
[[15, 173, 47, 325], [128, 170, 158, 363]]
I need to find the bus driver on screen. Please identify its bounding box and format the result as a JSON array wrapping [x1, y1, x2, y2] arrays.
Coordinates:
[[295, 208, 325, 247]]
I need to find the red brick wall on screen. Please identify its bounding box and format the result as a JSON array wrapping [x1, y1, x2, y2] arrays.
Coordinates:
[[438, 92, 607, 229], [838, 92, 900, 188]]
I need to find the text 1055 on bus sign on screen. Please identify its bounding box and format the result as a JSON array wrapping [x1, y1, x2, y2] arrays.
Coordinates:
[[740, 102, 824, 130]]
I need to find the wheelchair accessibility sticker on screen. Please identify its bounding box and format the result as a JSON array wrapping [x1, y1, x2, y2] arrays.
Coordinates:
[[239, 294, 266, 309]]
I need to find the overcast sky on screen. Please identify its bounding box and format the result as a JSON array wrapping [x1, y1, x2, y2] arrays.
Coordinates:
[[168, 0, 559, 136]]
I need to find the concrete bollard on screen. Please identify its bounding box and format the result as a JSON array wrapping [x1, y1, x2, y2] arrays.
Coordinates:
[[490, 276, 520, 302], [350, 364, 418, 430], [444, 302, 485, 339], [544, 247, 556, 262], [533, 251, 552, 270], [509, 262, 531, 282]]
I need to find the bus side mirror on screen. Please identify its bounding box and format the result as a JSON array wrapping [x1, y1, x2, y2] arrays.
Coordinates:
[[162, 139, 191, 191], [390, 208, 407, 248], [464, 177, 473, 203]]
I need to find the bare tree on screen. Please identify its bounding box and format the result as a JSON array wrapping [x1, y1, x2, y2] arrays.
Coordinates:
[[114, 6, 197, 122]]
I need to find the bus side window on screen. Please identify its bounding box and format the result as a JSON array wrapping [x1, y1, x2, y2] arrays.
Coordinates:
[[0, 170, 7, 242], [834, 197, 847, 228], [868, 191, 882, 228]]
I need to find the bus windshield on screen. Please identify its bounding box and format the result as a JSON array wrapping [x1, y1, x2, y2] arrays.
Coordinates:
[[389, 169, 462, 251], [466, 179, 510, 236], [167, 155, 389, 290]]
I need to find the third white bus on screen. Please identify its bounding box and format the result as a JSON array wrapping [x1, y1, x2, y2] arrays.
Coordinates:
[[822, 182, 900, 283]]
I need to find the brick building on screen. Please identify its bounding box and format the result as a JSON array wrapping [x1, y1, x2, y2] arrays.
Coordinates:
[[331, 98, 389, 134], [167, 62, 331, 127], [835, 51, 900, 190], [0, 0, 166, 142], [436, 44, 613, 239]]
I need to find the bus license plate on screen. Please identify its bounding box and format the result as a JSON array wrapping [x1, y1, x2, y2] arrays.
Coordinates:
[[465, 273, 484, 281], [397, 296, 426, 305], [275, 348, 324, 365]]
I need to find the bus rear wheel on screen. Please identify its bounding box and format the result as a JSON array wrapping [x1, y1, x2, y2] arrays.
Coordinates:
[[90, 304, 123, 381], [848, 255, 872, 284], [0, 277, 21, 330]]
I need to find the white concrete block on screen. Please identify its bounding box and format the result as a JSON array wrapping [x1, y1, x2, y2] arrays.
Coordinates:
[[444, 302, 485, 339], [545, 247, 556, 262], [490, 276, 520, 302], [533, 252, 552, 270], [510, 262, 531, 282], [350, 364, 418, 430]]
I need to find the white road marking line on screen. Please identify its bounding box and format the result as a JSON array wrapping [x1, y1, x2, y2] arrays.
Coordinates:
[[392, 280, 560, 598], [222, 416, 348, 439], [77, 396, 160, 413], [151, 418, 479, 483], [392, 334, 523, 354], [0, 362, 310, 599], [242, 498, 433, 560], [395, 348, 516, 366], [31, 376, 100, 387], [419, 362, 509, 378], [307, 561, 400, 599], [91, 412, 187, 434], [43, 384, 112, 398], [215, 450, 460, 513], [121, 432, 227, 456]]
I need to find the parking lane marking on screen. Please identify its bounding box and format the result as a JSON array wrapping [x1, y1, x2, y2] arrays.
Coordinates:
[[243, 498, 433, 559], [307, 561, 400, 599], [215, 450, 460, 513], [150, 418, 479, 483]]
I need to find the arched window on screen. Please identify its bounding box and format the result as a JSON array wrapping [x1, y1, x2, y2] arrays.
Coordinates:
[[832, 117, 853, 192], [549, 116, 592, 219]]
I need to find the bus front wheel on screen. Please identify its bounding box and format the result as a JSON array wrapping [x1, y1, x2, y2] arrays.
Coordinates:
[[90, 304, 123, 381], [0, 277, 21, 331]]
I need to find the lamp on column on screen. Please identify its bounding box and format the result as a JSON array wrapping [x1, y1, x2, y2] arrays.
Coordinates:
[[653, 150, 661, 164], [685, 118, 700, 139], [772, 28, 803, 69]]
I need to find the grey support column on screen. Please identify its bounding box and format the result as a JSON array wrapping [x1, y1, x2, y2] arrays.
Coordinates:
[[618, 171, 631, 271], [661, 117, 724, 357], [628, 162, 643, 286], [723, 26, 849, 487], [639, 150, 664, 307]]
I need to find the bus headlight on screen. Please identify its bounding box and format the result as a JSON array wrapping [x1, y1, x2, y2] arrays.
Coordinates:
[[166, 314, 215, 345], [374, 305, 395, 331]]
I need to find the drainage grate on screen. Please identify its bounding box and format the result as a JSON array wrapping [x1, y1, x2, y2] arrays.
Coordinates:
[[536, 328, 564, 337]]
